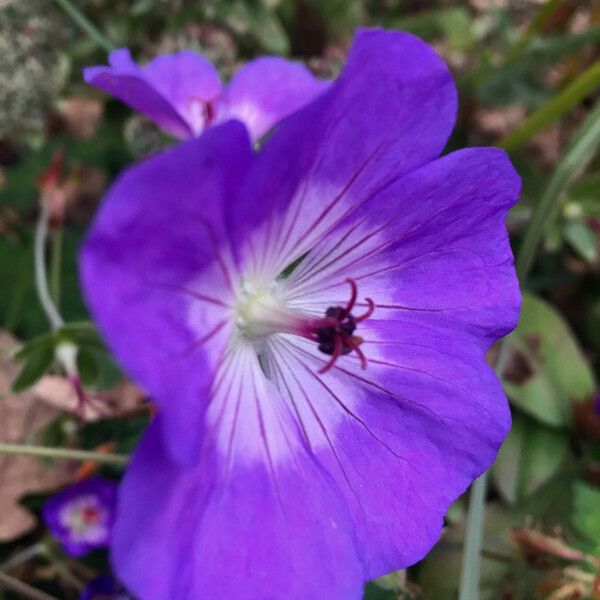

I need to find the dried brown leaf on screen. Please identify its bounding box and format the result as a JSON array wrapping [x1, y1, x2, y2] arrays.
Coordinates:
[[0, 332, 74, 542]]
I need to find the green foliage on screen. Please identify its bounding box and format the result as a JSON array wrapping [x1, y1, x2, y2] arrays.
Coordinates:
[[572, 483, 600, 555], [11, 340, 55, 392], [502, 292, 596, 427], [492, 412, 570, 504]]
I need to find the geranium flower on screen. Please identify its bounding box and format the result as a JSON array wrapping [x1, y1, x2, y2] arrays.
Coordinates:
[[43, 477, 117, 557], [84, 48, 328, 141], [79, 576, 132, 600], [81, 29, 521, 599]]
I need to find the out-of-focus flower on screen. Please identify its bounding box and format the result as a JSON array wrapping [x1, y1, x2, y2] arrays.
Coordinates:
[[79, 576, 132, 600], [81, 29, 520, 599], [84, 48, 329, 142], [43, 477, 117, 557]]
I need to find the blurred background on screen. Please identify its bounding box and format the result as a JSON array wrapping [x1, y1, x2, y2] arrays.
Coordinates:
[[1, 0, 600, 598]]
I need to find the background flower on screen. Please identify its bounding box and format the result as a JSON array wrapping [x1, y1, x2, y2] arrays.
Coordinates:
[[84, 48, 329, 141], [42, 477, 117, 557]]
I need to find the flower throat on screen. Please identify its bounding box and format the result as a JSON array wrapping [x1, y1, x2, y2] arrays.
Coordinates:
[[236, 278, 375, 374]]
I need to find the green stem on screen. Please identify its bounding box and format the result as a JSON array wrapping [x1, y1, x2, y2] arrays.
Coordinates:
[[0, 572, 60, 600], [458, 472, 487, 600], [499, 59, 600, 152], [0, 443, 129, 466], [34, 205, 63, 331], [516, 98, 600, 280], [49, 227, 63, 310], [458, 340, 510, 600], [0, 543, 45, 573], [52, 0, 114, 52]]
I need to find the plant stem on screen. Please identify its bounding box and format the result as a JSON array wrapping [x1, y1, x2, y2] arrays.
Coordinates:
[[0, 544, 45, 573], [34, 205, 63, 331], [0, 443, 129, 466], [499, 59, 600, 152], [49, 227, 63, 310], [52, 0, 114, 52], [0, 572, 60, 600], [516, 98, 600, 280], [458, 340, 510, 600], [458, 472, 487, 600]]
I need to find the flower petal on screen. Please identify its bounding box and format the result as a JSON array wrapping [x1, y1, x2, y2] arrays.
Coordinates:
[[264, 148, 520, 576], [216, 57, 330, 141], [231, 28, 457, 280], [79, 122, 254, 464], [111, 348, 363, 600], [284, 147, 521, 348], [84, 49, 222, 138], [266, 325, 509, 577]]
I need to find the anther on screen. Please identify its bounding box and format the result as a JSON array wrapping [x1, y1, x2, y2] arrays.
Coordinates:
[[314, 279, 375, 373]]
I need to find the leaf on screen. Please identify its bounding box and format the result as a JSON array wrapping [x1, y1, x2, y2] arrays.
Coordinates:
[[502, 292, 596, 427], [499, 59, 600, 152], [572, 482, 600, 554], [563, 220, 598, 263], [76, 348, 100, 387], [393, 8, 476, 50], [13, 331, 57, 361], [58, 321, 106, 351], [11, 342, 55, 393], [492, 412, 570, 504]]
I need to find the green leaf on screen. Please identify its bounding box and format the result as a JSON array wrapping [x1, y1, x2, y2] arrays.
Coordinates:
[[14, 331, 57, 361], [58, 321, 106, 351], [499, 59, 600, 152], [563, 220, 598, 263], [502, 292, 596, 427], [393, 8, 476, 50], [516, 97, 600, 279], [76, 348, 100, 387], [11, 343, 55, 393], [492, 412, 570, 504], [572, 482, 600, 554]]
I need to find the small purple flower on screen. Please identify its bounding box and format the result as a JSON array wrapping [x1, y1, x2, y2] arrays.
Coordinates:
[[80, 576, 132, 600], [594, 393, 600, 416], [84, 48, 329, 141], [81, 29, 521, 600], [43, 477, 117, 557]]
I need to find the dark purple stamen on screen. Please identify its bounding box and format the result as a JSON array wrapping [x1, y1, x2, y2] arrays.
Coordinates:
[[311, 279, 375, 374]]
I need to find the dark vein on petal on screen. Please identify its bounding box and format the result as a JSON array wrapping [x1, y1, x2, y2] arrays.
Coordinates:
[[278, 338, 409, 463], [270, 339, 370, 515]]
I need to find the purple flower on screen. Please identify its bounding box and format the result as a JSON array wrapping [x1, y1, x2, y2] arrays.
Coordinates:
[[79, 576, 132, 600], [81, 29, 521, 600], [84, 48, 329, 141], [43, 477, 117, 557]]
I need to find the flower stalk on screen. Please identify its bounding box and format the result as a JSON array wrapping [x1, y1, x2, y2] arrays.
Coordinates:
[[34, 204, 63, 332], [0, 443, 129, 466]]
